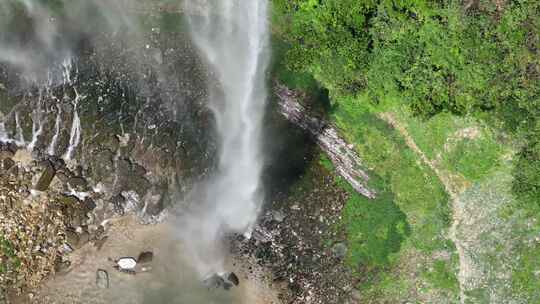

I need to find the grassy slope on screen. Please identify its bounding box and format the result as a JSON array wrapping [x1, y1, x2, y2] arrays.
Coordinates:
[[272, 19, 539, 299], [282, 79, 538, 302], [328, 92, 540, 303], [327, 95, 459, 303]]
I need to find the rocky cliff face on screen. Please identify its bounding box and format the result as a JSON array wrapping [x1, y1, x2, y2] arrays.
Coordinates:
[[0, 7, 216, 296]]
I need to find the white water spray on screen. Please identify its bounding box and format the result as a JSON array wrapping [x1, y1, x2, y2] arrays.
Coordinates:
[[63, 90, 83, 161], [14, 112, 25, 146], [28, 90, 45, 151], [0, 122, 10, 143], [48, 104, 62, 155], [183, 0, 270, 275]]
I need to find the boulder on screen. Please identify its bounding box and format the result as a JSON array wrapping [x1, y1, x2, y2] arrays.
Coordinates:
[[332, 243, 348, 259], [203, 273, 227, 289], [2, 158, 15, 171], [137, 251, 153, 264], [96, 269, 109, 289], [0, 150, 14, 160], [83, 198, 96, 211], [112, 194, 126, 215], [227, 272, 239, 286], [35, 161, 56, 191], [203, 272, 239, 290], [65, 230, 80, 248], [54, 260, 71, 273], [68, 177, 88, 192], [272, 210, 286, 223]]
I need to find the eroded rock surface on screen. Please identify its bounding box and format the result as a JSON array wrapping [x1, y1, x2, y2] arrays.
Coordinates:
[[233, 159, 357, 304], [0, 5, 216, 299]]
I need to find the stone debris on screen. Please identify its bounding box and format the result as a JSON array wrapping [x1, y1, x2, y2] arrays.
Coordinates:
[[203, 272, 239, 291], [232, 160, 356, 304], [0, 145, 70, 294], [34, 160, 56, 191], [96, 269, 109, 289], [137, 251, 153, 264]]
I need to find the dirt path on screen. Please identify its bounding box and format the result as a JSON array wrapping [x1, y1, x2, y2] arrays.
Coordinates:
[[378, 112, 471, 304]]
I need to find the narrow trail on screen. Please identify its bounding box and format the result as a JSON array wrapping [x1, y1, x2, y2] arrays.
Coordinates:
[[378, 112, 470, 304]]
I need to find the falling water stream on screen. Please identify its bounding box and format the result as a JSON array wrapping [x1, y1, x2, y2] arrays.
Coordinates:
[[181, 0, 271, 276]]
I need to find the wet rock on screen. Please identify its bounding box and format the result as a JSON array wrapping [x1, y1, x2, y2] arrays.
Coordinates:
[[96, 269, 109, 289], [93, 150, 114, 178], [104, 136, 120, 152], [130, 176, 151, 198], [132, 163, 147, 176], [116, 133, 129, 148], [6, 164, 18, 176], [55, 171, 70, 183], [112, 194, 126, 215], [65, 230, 90, 249], [60, 195, 79, 206], [65, 230, 80, 248], [54, 260, 71, 273], [227, 272, 239, 286], [137, 251, 153, 264], [120, 190, 141, 213], [272, 210, 286, 223], [83, 198, 96, 211], [143, 192, 162, 216], [0, 150, 14, 160], [48, 156, 66, 171], [35, 161, 56, 191], [1, 158, 15, 171], [67, 177, 88, 192], [332, 243, 348, 259], [117, 159, 132, 177], [203, 273, 238, 290], [203, 273, 227, 289]]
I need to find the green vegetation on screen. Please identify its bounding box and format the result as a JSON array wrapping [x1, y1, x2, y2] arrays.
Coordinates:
[[423, 259, 460, 293], [273, 0, 539, 201], [316, 98, 454, 300], [340, 179, 409, 267], [272, 0, 539, 301], [443, 136, 501, 181], [0, 237, 20, 275], [513, 134, 540, 213], [331, 98, 450, 253]]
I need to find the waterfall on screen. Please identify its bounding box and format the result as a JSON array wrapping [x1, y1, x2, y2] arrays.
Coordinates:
[[0, 122, 10, 143], [63, 89, 83, 161], [183, 0, 270, 275], [48, 104, 62, 156], [28, 90, 45, 151], [15, 112, 25, 146]]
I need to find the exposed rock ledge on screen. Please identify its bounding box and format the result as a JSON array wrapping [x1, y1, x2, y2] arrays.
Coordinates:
[[275, 84, 376, 199]]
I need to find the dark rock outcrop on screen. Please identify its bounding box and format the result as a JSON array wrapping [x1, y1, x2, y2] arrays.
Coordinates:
[[137, 251, 153, 264], [35, 161, 56, 191], [275, 85, 376, 199]]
